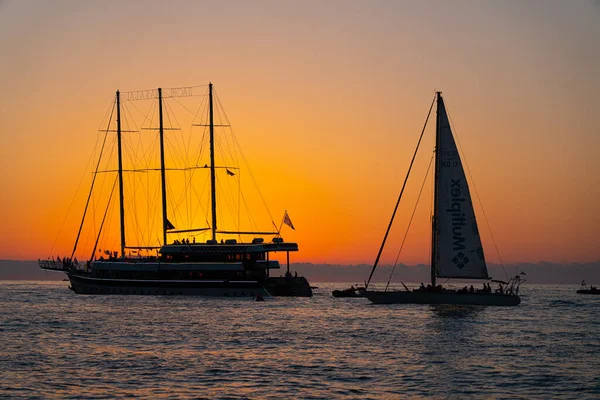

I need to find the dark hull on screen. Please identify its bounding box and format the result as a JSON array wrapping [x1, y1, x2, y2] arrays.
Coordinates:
[[332, 290, 364, 298], [265, 277, 313, 297], [68, 273, 312, 297], [365, 290, 520, 306], [577, 290, 600, 295]]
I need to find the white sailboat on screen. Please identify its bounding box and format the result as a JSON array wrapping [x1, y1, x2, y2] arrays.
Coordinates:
[[364, 92, 522, 306]]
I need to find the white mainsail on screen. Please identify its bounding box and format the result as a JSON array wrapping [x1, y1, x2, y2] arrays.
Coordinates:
[[434, 96, 489, 279]]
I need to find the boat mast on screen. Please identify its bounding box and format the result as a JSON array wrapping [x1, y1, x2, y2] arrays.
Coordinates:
[[209, 83, 218, 241], [116, 90, 126, 258], [430, 92, 442, 287], [158, 88, 168, 246]]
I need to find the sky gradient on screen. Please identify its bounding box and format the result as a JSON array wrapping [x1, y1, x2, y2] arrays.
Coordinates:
[[1, 0, 598, 264]]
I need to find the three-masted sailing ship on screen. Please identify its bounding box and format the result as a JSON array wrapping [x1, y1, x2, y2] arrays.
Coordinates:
[[364, 92, 522, 306], [39, 83, 312, 297]]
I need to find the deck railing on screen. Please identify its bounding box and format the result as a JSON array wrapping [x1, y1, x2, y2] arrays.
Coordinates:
[[38, 259, 83, 272]]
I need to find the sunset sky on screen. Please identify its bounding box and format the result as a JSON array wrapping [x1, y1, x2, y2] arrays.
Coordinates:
[[1, 0, 598, 265]]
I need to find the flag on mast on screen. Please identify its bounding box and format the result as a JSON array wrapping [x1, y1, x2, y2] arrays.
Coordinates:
[[283, 211, 295, 230], [166, 219, 175, 230]]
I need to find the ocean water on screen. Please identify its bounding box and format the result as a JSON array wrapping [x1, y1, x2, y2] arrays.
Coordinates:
[[1, 282, 599, 399]]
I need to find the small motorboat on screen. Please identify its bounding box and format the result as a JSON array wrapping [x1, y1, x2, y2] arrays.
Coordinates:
[[577, 281, 600, 295], [577, 287, 600, 295], [332, 286, 365, 298]]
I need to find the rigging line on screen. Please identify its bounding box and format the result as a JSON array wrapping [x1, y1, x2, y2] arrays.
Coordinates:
[[445, 100, 508, 281], [91, 175, 118, 260], [239, 188, 260, 234], [122, 99, 150, 171], [212, 99, 237, 167], [126, 96, 155, 127], [365, 93, 437, 290], [50, 97, 114, 256], [164, 130, 198, 221], [145, 172, 161, 247], [97, 179, 117, 258], [165, 178, 179, 232], [145, 104, 162, 244], [191, 95, 210, 166], [220, 127, 242, 183], [162, 98, 184, 168], [144, 171, 153, 245], [163, 125, 186, 173], [212, 90, 268, 232], [189, 171, 211, 229], [167, 179, 188, 240], [165, 98, 188, 168], [180, 104, 194, 175], [70, 99, 117, 258], [124, 104, 156, 173], [129, 130, 157, 243], [192, 128, 209, 180], [238, 171, 241, 237], [133, 98, 159, 163], [215, 173, 240, 234], [190, 125, 206, 168], [95, 134, 118, 227], [215, 135, 237, 185], [133, 180, 146, 246], [193, 88, 208, 124], [385, 152, 435, 291], [128, 96, 158, 208], [185, 107, 208, 227], [184, 169, 191, 228], [229, 128, 277, 227], [119, 135, 145, 247], [212, 91, 263, 202], [428, 146, 435, 284], [183, 116, 204, 227], [172, 168, 192, 216], [171, 100, 193, 176], [171, 94, 206, 120], [223, 169, 241, 236], [121, 106, 146, 235]]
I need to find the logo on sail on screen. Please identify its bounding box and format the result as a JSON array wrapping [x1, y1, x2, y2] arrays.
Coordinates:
[[452, 251, 470, 269], [446, 178, 467, 252]]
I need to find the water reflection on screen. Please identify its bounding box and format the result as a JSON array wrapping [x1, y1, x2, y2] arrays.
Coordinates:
[[429, 304, 483, 319], [1, 282, 600, 398]]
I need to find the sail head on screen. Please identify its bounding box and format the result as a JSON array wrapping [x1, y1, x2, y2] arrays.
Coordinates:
[[434, 96, 489, 280]]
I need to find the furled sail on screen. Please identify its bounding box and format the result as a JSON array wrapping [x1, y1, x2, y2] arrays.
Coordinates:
[[434, 96, 489, 279]]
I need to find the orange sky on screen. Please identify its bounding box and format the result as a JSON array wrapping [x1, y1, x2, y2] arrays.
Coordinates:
[[1, 0, 598, 264]]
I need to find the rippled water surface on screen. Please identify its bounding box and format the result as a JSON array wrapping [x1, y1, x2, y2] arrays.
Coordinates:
[[1, 282, 599, 399]]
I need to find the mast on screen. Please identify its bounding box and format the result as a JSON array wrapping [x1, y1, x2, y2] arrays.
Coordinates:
[[116, 90, 126, 258], [430, 92, 442, 287], [158, 88, 168, 246], [209, 83, 217, 241]]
